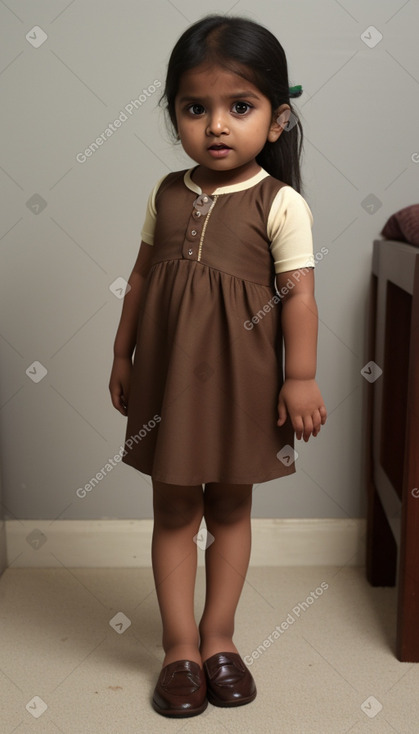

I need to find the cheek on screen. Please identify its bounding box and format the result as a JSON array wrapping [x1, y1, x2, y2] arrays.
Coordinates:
[[177, 124, 197, 151], [179, 120, 200, 140]]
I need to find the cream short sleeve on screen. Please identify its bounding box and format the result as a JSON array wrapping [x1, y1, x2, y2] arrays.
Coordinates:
[[267, 186, 315, 274], [140, 174, 168, 245]]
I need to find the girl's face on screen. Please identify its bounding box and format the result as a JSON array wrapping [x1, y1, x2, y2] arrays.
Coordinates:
[[174, 64, 288, 178]]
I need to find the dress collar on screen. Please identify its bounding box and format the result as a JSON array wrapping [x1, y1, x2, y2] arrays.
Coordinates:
[[183, 166, 270, 195]]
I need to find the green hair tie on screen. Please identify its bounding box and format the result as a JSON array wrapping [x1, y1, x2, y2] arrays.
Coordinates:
[[289, 84, 303, 98]]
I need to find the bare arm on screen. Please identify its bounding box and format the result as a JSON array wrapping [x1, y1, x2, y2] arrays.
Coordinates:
[[109, 241, 155, 415], [113, 241, 155, 358], [276, 268, 327, 441]]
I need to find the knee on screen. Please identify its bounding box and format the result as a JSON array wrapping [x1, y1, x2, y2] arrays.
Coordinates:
[[153, 482, 203, 529], [203, 495, 252, 526], [154, 502, 203, 530]]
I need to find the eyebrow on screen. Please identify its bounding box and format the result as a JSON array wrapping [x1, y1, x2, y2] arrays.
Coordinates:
[[178, 91, 261, 104]]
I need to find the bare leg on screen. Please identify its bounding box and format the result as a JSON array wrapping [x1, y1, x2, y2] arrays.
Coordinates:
[[151, 479, 204, 668], [198, 482, 253, 662]]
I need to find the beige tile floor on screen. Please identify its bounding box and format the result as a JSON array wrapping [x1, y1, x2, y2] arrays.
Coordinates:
[[0, 564, 418, 733]]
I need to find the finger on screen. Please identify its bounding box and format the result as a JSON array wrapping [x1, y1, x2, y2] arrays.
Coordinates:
[[319, 405, 327, 424], [120, 386, 130, 413], [312, 409, 322, 436], [110, 386, 127, 416], [293, 416, 304, 440], [277, 398, 287, 426], [302, 415, 313, 442]]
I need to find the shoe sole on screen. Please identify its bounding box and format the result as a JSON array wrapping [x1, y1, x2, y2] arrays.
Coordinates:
[[206, 688, 257, 707], [152, 697, 208, 717]]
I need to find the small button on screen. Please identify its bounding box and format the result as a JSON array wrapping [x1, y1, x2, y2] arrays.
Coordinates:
[[191, 229, 197, 236], [193, 210, 201, 218], [188, 248, 193, 255]]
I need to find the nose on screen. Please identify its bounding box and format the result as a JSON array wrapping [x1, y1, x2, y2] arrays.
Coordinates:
[[206, 109, 230, 136]]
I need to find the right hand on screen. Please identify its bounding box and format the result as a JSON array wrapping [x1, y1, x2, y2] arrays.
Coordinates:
[[109, 356, 132, 416]]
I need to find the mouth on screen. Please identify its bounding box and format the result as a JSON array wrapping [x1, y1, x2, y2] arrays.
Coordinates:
[[208, 144, 231, 150]]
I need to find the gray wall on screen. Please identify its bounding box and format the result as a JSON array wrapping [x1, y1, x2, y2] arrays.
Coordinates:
[[1, 1, 418, 522]]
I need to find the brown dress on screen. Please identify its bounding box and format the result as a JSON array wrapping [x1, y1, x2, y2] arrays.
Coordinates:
[[121, 168, 298, 485]]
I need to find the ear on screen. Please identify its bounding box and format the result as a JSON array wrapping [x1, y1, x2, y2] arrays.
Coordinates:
[[267, 103, 292, 143]]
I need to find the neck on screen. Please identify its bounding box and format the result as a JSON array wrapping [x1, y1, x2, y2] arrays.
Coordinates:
[[192, 162, 262, 189]]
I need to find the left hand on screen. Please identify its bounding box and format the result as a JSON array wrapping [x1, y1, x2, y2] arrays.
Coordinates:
[[277, 378, 327, 442]]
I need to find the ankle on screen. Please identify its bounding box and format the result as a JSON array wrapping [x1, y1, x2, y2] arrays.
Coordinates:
[[198, 623, 233, 642], [199, 633, 238, 662], [162, 642, 202, 669]]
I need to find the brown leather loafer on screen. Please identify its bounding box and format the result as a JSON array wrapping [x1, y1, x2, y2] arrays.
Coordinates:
[[203, 652, 257, 707], [152, 659, 208, 717]]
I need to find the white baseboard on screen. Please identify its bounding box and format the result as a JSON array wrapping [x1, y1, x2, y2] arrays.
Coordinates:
[[4, 518, 366, 568]]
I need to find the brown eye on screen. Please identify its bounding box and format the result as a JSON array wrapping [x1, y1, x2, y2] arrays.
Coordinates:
[[188, 104, 205, 115], [233, 102, 251, 114]]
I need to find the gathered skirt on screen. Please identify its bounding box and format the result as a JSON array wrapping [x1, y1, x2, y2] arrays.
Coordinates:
[[121, 257, 295, 485]]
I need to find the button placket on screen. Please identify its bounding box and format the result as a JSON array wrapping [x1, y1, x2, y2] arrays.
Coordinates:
[[182, 193, 216, 261], [197, 195, 217, 261], [182, 198, 205, 260]]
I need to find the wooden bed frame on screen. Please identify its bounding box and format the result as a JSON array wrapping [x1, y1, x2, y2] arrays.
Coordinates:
[[366, 238, 419, 661]]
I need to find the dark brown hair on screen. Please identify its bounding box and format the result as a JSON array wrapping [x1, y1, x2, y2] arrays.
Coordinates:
[[158, 14, 304, 193]]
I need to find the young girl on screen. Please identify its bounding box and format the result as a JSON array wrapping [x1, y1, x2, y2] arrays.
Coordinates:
[[109, 14, 327, 718]]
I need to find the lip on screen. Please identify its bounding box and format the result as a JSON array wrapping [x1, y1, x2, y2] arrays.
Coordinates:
[[207, 144, 232, 158]]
